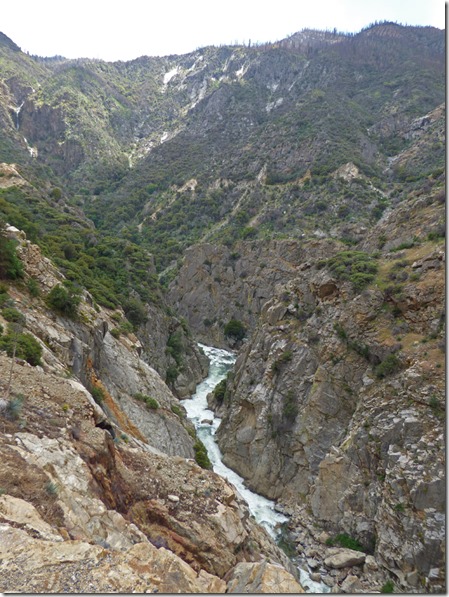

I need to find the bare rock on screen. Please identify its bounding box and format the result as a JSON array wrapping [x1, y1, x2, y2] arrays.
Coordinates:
[[226, 561, 305, 593], [324, 548, 366, 569], [340, 574, 363, 593]]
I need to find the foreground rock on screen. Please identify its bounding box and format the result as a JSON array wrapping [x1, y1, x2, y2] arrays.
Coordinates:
[[226, 561, 305, 593], [0, 351, 301, 593], [0, 234, 301, 593]]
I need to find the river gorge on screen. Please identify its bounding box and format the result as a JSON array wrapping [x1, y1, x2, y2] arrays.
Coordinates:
[[183, 344, 328, 593]]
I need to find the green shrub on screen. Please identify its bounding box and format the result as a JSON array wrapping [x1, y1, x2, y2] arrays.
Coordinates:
[[1, 307, 25, 324], [325, 533, 364, 552], [5, 395, 24, 420], [0, 231, 23, 280], [283, 391, 298, 420], [0, 330, 42, 366], [26, 278, 40, 297], [224, 319, 246, 341], [334, 322, 348, 340], [134, 393, 159, 410], [165, 365, 179, 384], [123, 296, 147, 328], [146, 397, 159, 410], [46, 283, 81, 318], [380, 580, 395, 593], [272, 350, 293, 373], [45, 481, 59, 496], [170, 404, 184, 418], [319, 250, 378, 292], [213, 378, 227, 404], [119, 319, 134, 334], [374, 353, 401, 378], [166, 331, 184, 366], [91, 386, 105, 405], [193, 439, 212, 469]]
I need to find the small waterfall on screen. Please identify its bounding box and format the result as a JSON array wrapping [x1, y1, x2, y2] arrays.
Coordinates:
[[13, 102, 24, 130]]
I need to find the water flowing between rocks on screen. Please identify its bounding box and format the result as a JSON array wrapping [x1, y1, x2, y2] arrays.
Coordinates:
[[182, 344, 327, 593]]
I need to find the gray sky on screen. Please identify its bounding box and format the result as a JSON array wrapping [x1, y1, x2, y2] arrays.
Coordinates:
[[2, 0, 445, 61]]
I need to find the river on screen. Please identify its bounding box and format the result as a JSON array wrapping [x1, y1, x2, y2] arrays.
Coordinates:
[[182, 343, 328, 593]]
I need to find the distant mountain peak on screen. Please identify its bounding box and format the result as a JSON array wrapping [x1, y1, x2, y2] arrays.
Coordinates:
[[282, 28, 346, 49]]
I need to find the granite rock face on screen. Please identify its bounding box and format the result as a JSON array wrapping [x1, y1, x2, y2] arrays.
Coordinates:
[[171, 190, 445, 592], [0, 233, 302, 593], [0, 351, 301, 593], [9, 231, 201, 458]]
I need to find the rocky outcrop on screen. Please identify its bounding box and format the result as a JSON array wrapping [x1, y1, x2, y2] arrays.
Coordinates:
[[202, 194, 445, 591], [225, 561, 305, 593], [0, 231, 304, 592], [0, 350, 302, 593], [141, 302, 209, 398], [7, 230, 205, 457], [168, 238, 342, 347]]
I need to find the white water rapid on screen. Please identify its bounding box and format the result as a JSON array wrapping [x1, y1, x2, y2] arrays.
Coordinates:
[[182, 343, 328, 593]]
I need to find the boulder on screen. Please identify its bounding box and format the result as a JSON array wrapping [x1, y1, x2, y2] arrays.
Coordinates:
[[324, 548, 366, 569], [226, 561, 304, 593]]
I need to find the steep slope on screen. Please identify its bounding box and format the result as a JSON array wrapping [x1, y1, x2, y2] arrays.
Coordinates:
[[0, 228, 302, 593], [0, 24, 444, 271], [85, 23, 444, 268], [0, 164, 205, 395], [203, 186, 445, 591]]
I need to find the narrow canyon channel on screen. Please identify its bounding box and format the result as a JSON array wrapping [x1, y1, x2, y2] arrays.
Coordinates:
[[182, 344, 328, 593]]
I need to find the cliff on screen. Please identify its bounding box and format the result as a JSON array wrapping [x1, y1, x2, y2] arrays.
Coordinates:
[[0, 229, 302, 593], [201, 190, 445, 592]]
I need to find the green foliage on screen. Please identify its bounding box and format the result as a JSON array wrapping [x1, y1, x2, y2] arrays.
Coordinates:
[[334, 322, 348, 341], [374, 353, 401, 378], [283, 390, 298, 421], [91, 386, 105, 405], [0, 329, 42, 366], [166, 330, 184, 366], [170, 404, 184, 418], [325, 533, 365, 552], [334, 323, 370, 360], [224, 319, 246, 341], [165, 365, 179, 384], [380, 580, 395, 593], [5, 394, 25, 421], [193, 439, 212, 469], [49, 187, 62, 200], [271, 350, 293, 373], [46, 282, 81, 318], [146, 397, 159, 410], [134, 393, 159, 410], [0, 226, 23, 280], [213, 377, 227, 404], [123, 296, 147, 328], [319, 250, 378, 292], [1, 307, 25, 324], [277, 524, 297, 557], [26, 278, 40, 297], [45, 481, 59, 496]]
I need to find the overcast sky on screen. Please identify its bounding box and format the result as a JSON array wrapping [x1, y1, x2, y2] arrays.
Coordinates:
[[2, 0, 445, 61]]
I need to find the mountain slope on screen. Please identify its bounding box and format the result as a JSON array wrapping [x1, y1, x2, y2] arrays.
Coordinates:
[[0, 22, 445, 593]]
